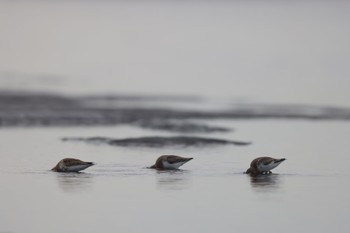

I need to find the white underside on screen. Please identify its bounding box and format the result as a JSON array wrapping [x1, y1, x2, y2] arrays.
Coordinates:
[[162, 161, 187, 169], [64, 164, 92, 172], [257, 162, 282, 172]]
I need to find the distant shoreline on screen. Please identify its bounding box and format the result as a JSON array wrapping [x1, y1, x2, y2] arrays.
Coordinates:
[[0, 91, 350, 128]]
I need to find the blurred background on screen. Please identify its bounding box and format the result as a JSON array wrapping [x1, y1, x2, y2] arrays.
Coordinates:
[[1, 0, 350, 106]]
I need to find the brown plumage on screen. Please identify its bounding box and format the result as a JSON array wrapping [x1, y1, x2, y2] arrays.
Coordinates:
[[51, 158, 95, 172], [245, 157, 286, 176], [150, 155, 193, 170]]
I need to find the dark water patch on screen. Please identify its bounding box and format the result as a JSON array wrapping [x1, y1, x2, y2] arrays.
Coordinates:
[[0, 91, 80, 109], [62, 136, 251, 147], [1, 91, 350, 127], [136, 120, 231, 133], [80, 94, 201, 106]]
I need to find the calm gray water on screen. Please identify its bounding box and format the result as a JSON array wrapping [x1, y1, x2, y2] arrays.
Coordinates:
[[1, 120, 350, 233], [1, 1, 350, 232]]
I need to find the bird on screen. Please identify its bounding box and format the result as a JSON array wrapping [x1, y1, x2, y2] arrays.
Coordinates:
[[245, 157, 286, 176], [51, 158, 95, 172], [149, 155, 193, 170]]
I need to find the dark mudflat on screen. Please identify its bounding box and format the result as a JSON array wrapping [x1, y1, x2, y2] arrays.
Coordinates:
[[62, 136, 252, 148]]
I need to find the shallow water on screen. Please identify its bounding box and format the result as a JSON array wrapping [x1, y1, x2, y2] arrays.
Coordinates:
[[1, 120, 350, 233], [1, 0, 350, 232]]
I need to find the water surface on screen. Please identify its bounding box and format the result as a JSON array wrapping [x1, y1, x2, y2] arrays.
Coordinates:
[[1, 0, 350, 232], [1, 120, 349, 233]]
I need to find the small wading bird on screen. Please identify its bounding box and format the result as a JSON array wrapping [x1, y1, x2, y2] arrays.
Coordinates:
[[51, 158, 95, 172], [245, 157, 286, 176], [150, 155, 193, 170]]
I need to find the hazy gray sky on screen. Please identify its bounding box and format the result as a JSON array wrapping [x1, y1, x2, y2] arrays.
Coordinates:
[[1, 1, 350, 106]]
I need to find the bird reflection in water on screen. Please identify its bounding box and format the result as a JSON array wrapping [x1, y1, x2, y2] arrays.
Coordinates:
[[155, 170, 192, 190], [249, 173, 282, 191], [55, 172, 94, 193]]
